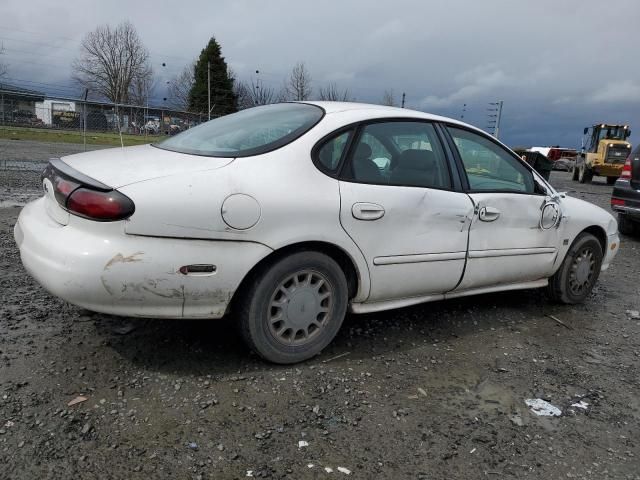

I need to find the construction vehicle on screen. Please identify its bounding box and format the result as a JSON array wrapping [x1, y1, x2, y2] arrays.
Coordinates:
[[573, 124, 632, 184]]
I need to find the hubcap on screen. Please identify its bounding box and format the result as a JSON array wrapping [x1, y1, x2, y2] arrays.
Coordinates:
[[268, 270, 333, 346], [568, 248, 595, 296]]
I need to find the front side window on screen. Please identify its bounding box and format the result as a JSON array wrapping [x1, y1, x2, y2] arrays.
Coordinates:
[[155, 103, 324, 157], [345, 121, 451, 189], [448, 127, 534, 193]]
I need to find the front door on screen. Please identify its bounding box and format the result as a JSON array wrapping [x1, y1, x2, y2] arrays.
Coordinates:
[[334, 121, 474, 302], [445, 126, 561, 290]]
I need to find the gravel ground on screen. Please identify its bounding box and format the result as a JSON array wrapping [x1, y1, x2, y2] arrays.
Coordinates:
[[0, 140, 108, 207], [1, 156, 639, 479]]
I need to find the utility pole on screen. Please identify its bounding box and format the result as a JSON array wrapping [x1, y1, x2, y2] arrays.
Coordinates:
[[82, 88, 88, 151], [207, 61, 211, 120], [401, 92, 406, 108], [487, 100, 503, 139], [494, 100, 503, 139]]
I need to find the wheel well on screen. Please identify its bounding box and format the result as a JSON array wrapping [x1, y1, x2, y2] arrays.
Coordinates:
[[229, 241, 360, 311], [582, 225, 607, 253]]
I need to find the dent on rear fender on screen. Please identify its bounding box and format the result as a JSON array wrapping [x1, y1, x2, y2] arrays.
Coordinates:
[[99, 251, 234, 318]]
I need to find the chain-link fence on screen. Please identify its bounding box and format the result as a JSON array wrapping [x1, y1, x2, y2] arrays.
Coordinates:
[[0, 93, 215, 204], [0, 96, 207, 136]]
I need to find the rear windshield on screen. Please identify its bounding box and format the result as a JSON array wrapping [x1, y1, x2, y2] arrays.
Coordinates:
[[154, 103, 324, 157]]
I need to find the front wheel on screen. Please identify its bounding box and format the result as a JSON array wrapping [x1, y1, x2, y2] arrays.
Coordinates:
[[578, 165, 593, 184], [547, 232, 603, 304], [237, 251, 348, 364], [571, 165, 579, 181]]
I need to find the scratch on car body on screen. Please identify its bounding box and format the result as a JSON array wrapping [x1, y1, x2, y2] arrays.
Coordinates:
[[104, 251, 144, 270]]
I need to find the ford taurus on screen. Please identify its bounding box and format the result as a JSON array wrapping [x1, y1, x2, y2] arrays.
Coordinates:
[[14, 102, 620, 363]]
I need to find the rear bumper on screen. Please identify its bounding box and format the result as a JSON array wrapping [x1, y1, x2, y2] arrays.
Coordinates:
[[612, 179, 640, 220], [14, 198, 272, 319]]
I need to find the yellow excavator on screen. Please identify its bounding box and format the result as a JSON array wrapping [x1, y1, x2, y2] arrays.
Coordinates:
[[573, 123, 632, 184]]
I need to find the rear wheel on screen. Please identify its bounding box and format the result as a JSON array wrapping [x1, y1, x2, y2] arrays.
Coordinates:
[[618, 214, 637, 236], [547, 232, 603, 304], [237, 251, 348, 364], [606, 176, 617, 185]]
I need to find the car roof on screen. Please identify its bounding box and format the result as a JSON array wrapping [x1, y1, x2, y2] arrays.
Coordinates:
[[299, 101, 477, 131]]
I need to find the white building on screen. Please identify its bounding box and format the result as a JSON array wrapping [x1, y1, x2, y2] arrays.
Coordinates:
[[35, 99, 77, 125]]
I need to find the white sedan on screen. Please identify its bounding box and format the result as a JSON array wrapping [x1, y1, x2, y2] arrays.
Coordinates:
[[14, 102, 620, 363]]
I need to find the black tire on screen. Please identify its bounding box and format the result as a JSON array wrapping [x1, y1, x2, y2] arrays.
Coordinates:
[[547, 232, 603, 304], [606, 176, 617, 185], [578, 164, 586, 183], [578, 165, 593, 184], [237, 251, 348, 364], [618, 214, 637, 236], [571, 165, 579, 181], [584, 168, 594, 183]]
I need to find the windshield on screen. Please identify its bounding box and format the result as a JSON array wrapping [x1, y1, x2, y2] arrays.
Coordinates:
[[598, 126, 628, 141], [155, 103, 324, 157]]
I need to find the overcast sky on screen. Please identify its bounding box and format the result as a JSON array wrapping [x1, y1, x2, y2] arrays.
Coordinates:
[[1, 0, 638, 147]]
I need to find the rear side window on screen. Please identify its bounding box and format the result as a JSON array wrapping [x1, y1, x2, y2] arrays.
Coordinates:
[[316, 130, 352, 172], [155, 103, 324, 157], [344, 121, 451, 189], [448, 126, 534, 193]]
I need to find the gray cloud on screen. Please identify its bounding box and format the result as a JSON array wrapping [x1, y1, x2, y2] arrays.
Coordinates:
[[0, 0, 638, 147]]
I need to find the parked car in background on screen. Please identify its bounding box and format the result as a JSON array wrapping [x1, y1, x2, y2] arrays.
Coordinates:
[[11, 109, 43, 127], [611, 145, 640, 235], [513, 148, 553, 180], [14, 102, 620, 363], [529, 146, 577, 172]]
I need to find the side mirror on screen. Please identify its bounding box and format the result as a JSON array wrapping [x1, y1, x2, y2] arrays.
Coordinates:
[[626, 130, 631, 138], [583, 127, 589, 135], [540, 203, 561, 230]]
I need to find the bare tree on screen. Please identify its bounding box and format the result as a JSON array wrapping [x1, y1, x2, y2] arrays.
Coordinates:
[[381, 89, 397, 106], [168, 62, 195, 110], [285, 62, 312, 101], [129, 66, 154, 106], [250, 78, 276, 106], [318, 83, 353, 101], [73, 22, 152, 105], [234, 77, 277, 109], [233, 80, 252, 110]]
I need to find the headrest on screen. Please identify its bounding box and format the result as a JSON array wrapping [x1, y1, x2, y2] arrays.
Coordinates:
[[397, 149, 435, 170], [354, 143, 372, 160]]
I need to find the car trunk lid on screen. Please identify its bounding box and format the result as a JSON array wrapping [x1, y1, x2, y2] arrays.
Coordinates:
[[61, 144, 234, 188]]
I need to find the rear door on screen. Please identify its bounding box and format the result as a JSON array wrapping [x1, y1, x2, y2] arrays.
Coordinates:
[[327, 120, 474, 302], [444, 126, 561, 290]]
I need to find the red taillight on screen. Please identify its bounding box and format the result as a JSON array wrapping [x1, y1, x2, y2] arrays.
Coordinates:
[[621, 156, 632, 179], [66, 188, 135, 221], [52, 175, 80, 205], [611, 198, 625, 207]]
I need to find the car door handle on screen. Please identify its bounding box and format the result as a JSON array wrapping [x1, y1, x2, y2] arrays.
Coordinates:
[[352, 202, 385, 221], [478, 206, 501, 222]]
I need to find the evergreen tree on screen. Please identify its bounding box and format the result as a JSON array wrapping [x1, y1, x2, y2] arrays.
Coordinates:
[[188, 37, 236, 116]]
